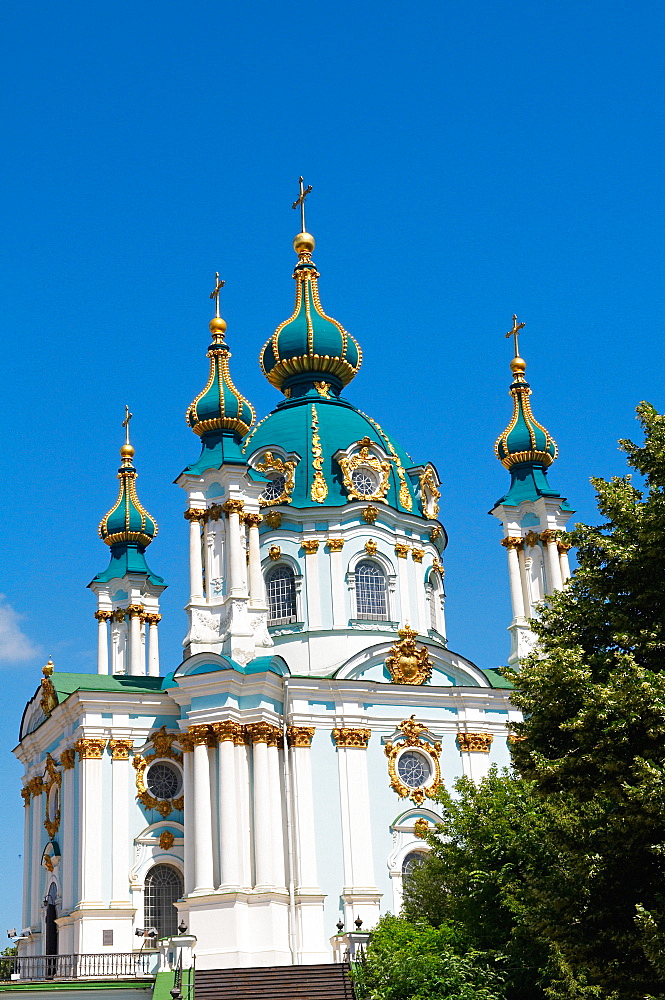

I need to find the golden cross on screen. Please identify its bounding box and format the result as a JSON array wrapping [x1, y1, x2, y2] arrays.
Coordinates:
[[505, 314, 526, 357], [122, 405, 133, 445], [292, 176, 313, 233], [209, 272, 225, 318]]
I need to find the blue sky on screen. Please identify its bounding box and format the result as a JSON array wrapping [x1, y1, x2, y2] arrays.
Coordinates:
[[0, 0, 664, 937]]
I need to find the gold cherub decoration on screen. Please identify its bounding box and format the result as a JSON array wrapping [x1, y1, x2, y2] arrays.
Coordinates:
[[386, 625, 433, 685]]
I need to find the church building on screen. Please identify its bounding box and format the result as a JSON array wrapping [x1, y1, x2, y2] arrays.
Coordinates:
[[13, 188, 574, 970]]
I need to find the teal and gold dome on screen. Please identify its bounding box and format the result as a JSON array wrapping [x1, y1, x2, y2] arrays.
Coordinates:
[[99, 442, 157, 549], [259, 232, 362, 396], [187, 315, 255, 439], [495, 354, 557, 470]]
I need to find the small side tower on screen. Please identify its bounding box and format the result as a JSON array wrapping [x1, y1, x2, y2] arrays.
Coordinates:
[[89, 410, 166, 675], [490, 316, 574, 666]]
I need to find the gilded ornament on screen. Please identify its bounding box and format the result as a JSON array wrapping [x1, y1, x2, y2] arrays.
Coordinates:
[[44, 855, 54, 873], [507, 733, 526, 744], [246, 722, 281, 747], [127, 603, 144, 618], [524, 530, 540, 547], [109, 739, 134, 760], [21, 786, 31, 806], [29, 776, 43, 798], [211, 720, 244, 745], [286, 726, 315, 748], [302, 539, 320, 554], [431, 558, 443, 575], [94, 610, 112, 622], [337, 439, 391, 504], [179, 736, 194, 753], [557, 541, 572, 554], [500, 536, 523, 550], [386, 625, 433, 686], [332, 728, 371, 749], [310, 405, 328, 503], [384, 716, 442, 805], [184, 508, 206, 522], [326, 538, 345, 552], [411, 548, 425, 563], [314, 381, 331, 398], [150, 726, 180, 758], [430, 526, 442, 542], [456, 732, 493, 753], [362, 505, 379, 524], [364, 539, 378, 556], [40, 674, 58, 718], [265, 510, 282, 528], [112, 608, 127, 623], [75, 738, 107, 760], [188, 724, 216, 746], [244, 512, 263, 528], [142, 613, 162, 627], [223, 499, 245, 516], [414, 817, 430, 839], [159, 830, 175, 851], [133, 730, 185, 816], [540, 529, 558, 544], [268, 545, 282, 561], [357, 411, 413, 511], [60, 748, 76, 770], [43, 754, 61, 839], [207, 503, 224, 522], [256, 452, 297, 507], [395, 543, 410, 559], [419, 468, 441, 519]]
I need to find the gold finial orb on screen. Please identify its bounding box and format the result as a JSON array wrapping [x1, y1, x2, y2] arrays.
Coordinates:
[[293, 232, 315, 255], [120, 443, 135, 460], [42, 658, 54, 677], [209, 316, 227, 335], [510, 356, 527, 375]]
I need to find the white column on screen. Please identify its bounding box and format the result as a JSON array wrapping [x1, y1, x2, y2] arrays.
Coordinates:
[[268, 744, 286, 889], [517, 547, 532, 617], [77, 740, 105, 905], [327, 541, 346, 628], [412, 553, 428, 635], [334, 728, 380, 928], [457, 732, 493, 782], [60, 753, 75, 914], [502, 538, 526, 620], [30, 780, 43, 927], [182, 743, 195, 895], [110, 614, 125, 675], [216, 724, 240, 890], [21, 786, 31, 930], [109, 740, 132, 906], [287, 729, 319, 892], [559, 544, 571, 583], [246, 515, 265, 607], [146, 615, 161, 677], [395, 545, 411, 622], [542, 532, 563, 592], [224, 501, 245, 596], [236, 738, 252, 888], [247, 725, 276, 888], [190, 728, 214, 893], [302, 541, 321, 627], [128, 606, 145, 676], [186, 510, 205, 601], [95, 612, 110, 675]]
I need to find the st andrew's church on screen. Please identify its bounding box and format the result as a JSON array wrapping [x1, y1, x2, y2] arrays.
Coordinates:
[[13, 185, 574, 970]]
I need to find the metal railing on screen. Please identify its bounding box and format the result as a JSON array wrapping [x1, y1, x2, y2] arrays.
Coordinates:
[[0, 951, 158, 982]]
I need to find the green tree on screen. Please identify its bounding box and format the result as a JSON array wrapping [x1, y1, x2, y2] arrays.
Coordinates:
[[352, 914, 506, 1000], [508, 402, 665, 999]]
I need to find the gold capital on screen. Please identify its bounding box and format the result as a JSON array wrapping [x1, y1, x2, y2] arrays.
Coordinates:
[[540, 529, 558, 544], [127, 604, 145, 618], [184, 508, 206, 522], [244, 512, 263, 528], [142, 613, 162, 626], [75, 738, 107, 760], [94, 610, 112, 622], [21, 786, 31, 805], [411, 548, 425, 563], [500, 536, 523, 550], [302, 539, 320, 554], [245, 722, 281, 747], [223, 499, 245, 516], [456, 732, 493, 753], [109, 738, 134, 760], [395, 543, 410, 559], [60, 748, 76, 770], [112, 608, 127, 622], [286, 726, 315, 748], [211, 720, 244, 745], [332, 727, 371, 749], [326, 538, 345, 552], [188, 724, 216, 747]]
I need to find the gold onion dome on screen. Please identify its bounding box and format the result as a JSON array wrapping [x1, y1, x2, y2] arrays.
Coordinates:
[[99, 440, 157, 549], [259, 230, 362, 395], [495, 347, 557, 470], [187, 301, 255, 440]]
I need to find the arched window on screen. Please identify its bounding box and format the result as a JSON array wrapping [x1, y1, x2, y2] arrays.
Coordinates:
[[355, 560, 388, 620], [266, 565, 297, 624], [402, 850, 427, 880], [144, 864, 183, 940], [429, 571, 442, 631]]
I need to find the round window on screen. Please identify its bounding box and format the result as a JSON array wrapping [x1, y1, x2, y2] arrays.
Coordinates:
[[397, 750, 432, 789], [146, 761, 182, 800], [352, 468, 378, 496], [262, 475, 287, 502]]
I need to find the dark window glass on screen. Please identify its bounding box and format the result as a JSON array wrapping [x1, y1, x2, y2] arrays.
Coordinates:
[[355, 561, 388, 620], [144, 864, 183, 939], [266, 565, 297, 624]]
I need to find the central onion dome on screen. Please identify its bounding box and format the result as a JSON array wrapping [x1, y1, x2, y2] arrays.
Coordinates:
[[259, 232, 362, 396], [495, 354, 557, 469], [99, 442, 157, 549], [187, 316, 255, 438]]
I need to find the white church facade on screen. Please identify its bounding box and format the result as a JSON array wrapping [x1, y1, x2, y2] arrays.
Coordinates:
[[13, 201, 573, 970]]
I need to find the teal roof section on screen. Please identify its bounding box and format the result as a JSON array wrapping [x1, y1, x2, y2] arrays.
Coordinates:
[[183, 428, 252, 476], [186, 316, 255, 441], [493, 462, 575, 510], [242, 391, 425, 514], [259, 232, 362, 396], [92, 545, 164, 586]]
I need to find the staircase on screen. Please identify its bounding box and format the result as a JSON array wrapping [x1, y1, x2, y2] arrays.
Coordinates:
[[195, 963, 355, 1000]]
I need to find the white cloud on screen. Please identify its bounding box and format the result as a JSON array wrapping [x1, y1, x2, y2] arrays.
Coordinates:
[[0, 595, 39, 663]]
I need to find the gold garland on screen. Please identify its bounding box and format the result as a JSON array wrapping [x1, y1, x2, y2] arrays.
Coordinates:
[[310, 405, 328, 503]]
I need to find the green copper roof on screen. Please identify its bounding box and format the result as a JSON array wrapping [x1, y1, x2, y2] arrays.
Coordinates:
[[187, 317, 255, 440], [260, 234, 362, 396], [91, 545, 165, 586], [242, 390, 424, 513]]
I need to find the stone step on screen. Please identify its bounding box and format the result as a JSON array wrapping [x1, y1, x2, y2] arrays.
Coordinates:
[[195, 962, 355, 1000]]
